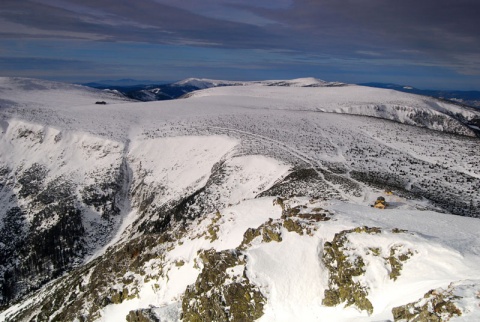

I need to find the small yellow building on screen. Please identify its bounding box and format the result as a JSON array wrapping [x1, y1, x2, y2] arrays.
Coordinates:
[[373, 196, 387, 209]]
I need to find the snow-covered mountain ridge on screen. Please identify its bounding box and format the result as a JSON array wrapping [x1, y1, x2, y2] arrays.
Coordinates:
[[173, 77, 344, 89], [189, 84, 480, 137], [124, 77, 345, 102], [0, 77, 132, 109], [0, 77, 479, 321]]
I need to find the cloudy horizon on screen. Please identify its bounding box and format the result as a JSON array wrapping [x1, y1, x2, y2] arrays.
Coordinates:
[[1, 0, 480, 90]]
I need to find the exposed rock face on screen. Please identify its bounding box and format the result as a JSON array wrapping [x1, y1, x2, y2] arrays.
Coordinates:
[[182, 249, 265, 322], [0, 164, 87, 305], [239, 200, 331, 250], [0, 121, 127, 306], [2, 233, 172, 322], [239, 219, 283, 249], [126, 309, 160, 322], [322, 227, 379, 314], [392, 284, 463, 321], [322, 227, 415, 314]]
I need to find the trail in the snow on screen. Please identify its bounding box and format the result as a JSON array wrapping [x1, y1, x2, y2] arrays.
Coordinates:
[[203, 125, 360, 200]]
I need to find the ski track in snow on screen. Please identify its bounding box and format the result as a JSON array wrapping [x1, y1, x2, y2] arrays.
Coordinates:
[[204, 125, 358, 201]]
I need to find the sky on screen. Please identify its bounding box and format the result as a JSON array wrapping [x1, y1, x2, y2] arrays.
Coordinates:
[[1, 0, 480, 90]]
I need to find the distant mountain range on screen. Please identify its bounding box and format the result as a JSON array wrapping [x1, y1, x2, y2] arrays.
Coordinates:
[[82, 79, 172, 87], [82, 79, 480, 110], [81, 77, 346, 102], [82, 78, 480, 108]]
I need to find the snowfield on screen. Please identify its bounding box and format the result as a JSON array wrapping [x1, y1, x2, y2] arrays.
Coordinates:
[[0, 77, 479, 321], [173, 77, 345, 89], [189, 84, 479, 137], [0, 77, 132, 109]]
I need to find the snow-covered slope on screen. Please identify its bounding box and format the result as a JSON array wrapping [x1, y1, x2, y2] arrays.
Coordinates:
[[0, 77, 479, 321], [190, 84, 480, 137], [106, 77, 346, 102], [0, 77, 132, 110], [172, 78, 247, 89], [258, 77, 345, 87], [173, 77, 344, 90]]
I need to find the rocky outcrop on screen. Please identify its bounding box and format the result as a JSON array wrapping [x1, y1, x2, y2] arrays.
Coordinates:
[[392, 285, 463, 321], [126, 309, 160, 322], [322, 227, 415, 314], [182, 249, 265, 322]]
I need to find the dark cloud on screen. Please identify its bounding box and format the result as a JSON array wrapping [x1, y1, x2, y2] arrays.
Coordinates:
[[0, 57, 98, 71], [0, 57, 118, 82], [3, 0, 479, 56], [0, 0, 287, 47], [255, 0, 480, 72], [1, 0, 480, 87]]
